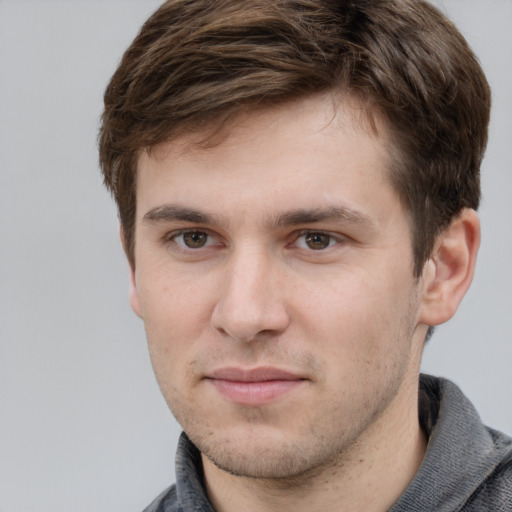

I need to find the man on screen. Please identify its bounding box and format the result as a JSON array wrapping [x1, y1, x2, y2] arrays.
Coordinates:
[[98, 0, 512, 510]]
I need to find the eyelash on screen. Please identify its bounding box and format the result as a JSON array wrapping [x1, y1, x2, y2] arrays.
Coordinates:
[[164, 229, 345, 253], [292, 230, 344, 251], [165, 229, 221, 250]]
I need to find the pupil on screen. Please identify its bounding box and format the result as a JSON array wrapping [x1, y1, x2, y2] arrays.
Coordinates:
[[306, 232, 330, 250], [184, 232, 207, 248]]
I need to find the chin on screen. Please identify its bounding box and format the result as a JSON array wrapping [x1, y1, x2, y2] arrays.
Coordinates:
[[195, 427, 345, 480]]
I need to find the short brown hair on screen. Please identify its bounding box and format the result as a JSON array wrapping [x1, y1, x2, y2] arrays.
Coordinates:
[[99, 0, 490, 276]]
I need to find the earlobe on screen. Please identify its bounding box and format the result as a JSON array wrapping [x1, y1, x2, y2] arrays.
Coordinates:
[[120, 226, 143, 319], [418, 208, 480, 327]]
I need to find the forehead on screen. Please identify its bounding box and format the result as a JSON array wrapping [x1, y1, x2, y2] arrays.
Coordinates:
[[145, 93, 388, 168], [135, 94, 398, 224]]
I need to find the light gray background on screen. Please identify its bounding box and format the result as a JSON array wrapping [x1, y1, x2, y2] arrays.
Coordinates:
[[0, 1, 510, 511]]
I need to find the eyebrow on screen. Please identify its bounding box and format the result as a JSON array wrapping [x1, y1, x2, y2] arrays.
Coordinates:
[[142, 204, 376, 230], [271, 206, 376, 230], [142, 205, 223, 226]]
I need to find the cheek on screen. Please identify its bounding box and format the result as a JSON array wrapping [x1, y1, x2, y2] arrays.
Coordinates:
[[137, 271, 214, 372], [296, 269, 415, 364], [139, 262, 213, 326], [296, 271, 385, 330]]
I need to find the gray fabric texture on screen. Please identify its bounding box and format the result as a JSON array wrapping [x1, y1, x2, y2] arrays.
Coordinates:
[[143, 375, 512, 511]]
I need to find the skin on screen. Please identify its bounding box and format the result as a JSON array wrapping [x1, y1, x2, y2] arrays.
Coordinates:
[[128, 94, 479, 512]]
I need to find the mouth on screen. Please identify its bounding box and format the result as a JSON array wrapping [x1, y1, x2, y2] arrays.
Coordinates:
[[205, 367, 307, 406]]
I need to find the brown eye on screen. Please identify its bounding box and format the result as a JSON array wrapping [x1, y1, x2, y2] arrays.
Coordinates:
[[182, 231, 208, 248], [304, 232, 332, 250]]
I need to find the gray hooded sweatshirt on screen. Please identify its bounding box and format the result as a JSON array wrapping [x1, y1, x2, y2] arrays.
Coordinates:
[[143, 375, 512, 511]]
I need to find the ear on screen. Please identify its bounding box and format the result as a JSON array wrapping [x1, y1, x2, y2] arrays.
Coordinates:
[[120, 226, 143, 319], [418, 208, 480, 327]]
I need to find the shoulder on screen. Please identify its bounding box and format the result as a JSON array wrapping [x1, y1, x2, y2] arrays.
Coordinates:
[[391, 376, 512, 512], [462, 432, 512, 511], [142, 485, 178, 512], [142, 433, 214, 511], [425, 376, 512, 511]]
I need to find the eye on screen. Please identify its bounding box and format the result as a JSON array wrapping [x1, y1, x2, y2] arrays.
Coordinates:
[[295, 231, 338, 250], [170, 230, 214, 249]]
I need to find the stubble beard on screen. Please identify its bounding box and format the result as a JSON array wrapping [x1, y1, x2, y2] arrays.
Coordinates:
[[170, 365, 410, 487], [160, 291, 421, 485]]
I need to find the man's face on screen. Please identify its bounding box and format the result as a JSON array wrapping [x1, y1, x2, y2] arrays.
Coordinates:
[[130, 95, 429, 479]]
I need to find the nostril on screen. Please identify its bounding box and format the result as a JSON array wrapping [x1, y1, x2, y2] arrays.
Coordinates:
[[214, 326, 228, 337]]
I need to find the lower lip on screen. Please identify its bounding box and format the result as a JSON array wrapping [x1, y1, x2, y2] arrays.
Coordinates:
[[208, 379, 303, 406]]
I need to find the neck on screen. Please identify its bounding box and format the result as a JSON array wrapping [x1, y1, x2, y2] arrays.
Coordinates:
[[202, 373, 427, 512]]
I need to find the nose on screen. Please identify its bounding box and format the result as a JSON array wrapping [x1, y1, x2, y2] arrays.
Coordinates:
[[211, 247, 290, 342]]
